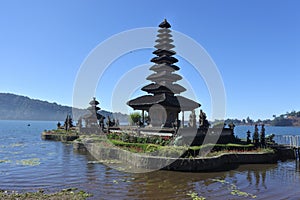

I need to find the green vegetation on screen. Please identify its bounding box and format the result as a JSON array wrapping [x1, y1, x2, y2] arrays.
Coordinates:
[[224, 110, 300, 126], [90, 134, 273, 158], [0, 160, 10, 163], [49, 129, 79, 135], [271, 116, 293, 126], [106, 132, 171, 146], [109, 139, 161, 153], [0, 188, 92, 200], [211, 178, 257, 198], [129, 112, 141, 125], [187, 191, 206, 200], [16, 158, 40, 166]]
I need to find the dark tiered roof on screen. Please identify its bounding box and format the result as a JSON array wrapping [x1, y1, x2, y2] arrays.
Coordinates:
[[153, 49, 175, 56], [141, 83, 186, 94], [127, 19, 200, 114], [89, 97, 99, 106], [149, 64, 179, 72], [128, 93, 200, 111], [147, 71, 182, 82], [85, 97, 103, 120]]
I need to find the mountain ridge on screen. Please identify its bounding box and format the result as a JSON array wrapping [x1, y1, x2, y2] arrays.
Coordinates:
[[0, 93, 128, 122]]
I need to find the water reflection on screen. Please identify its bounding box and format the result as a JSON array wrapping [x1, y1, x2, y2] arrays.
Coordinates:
[[80, 157, 300, 200], [1, 121, 300, 199]]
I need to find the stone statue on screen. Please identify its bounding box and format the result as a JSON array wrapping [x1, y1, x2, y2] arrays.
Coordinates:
[[99, 115, 105, 129], [246, 130, 251, 144], [199, 110, 209, 129], [57, 122, 61, 129], [106, 116, 111, 127], [77, 118, 82, 128], [189, 110, 197, 128], [228, 122, 235, 130], [106, 116, 116, 127]]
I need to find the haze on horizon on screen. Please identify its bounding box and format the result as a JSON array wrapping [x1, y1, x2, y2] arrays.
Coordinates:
[[0, 0, 299, 121]]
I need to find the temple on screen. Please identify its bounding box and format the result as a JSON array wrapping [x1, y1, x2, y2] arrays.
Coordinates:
[[78, 97, 105, 133], [127, 19, 200, 128], [86, 97, 102, 126]]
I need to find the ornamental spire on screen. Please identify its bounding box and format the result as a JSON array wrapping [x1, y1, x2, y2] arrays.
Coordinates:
[[143, 19, 186, 95]]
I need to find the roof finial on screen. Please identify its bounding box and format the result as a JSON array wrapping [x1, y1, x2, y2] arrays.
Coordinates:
[[159, 19, 171, 28]]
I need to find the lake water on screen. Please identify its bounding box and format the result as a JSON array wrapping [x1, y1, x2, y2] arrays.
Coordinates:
[[1, 120, 300, 199]]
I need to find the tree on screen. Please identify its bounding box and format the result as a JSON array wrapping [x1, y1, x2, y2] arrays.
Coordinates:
[[246, 116, 254, 124], [253, 124, 259, 146], [260, 124, 266, 147], [129, 112, 141, 125]]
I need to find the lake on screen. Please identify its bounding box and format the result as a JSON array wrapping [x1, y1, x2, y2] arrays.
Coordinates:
[[1, 120, 300, 199]]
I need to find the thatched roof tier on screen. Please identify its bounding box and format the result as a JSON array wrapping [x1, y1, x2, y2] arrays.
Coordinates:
[[141, 83, 186, 94], [128, 93, 200, 111], [150, 55, 178, 64], [152, 49, 175, 56], [146, 71, 182, 83], [149, 64, 180, 72]]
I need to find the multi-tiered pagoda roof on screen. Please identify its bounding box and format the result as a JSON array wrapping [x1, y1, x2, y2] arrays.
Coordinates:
[[85, 97, 102, 120], [127, 19, 200, 127]]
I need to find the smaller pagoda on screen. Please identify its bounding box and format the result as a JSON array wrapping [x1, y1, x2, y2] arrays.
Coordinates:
[[127, 19, 200, 128], [79, 97, 105, 133]]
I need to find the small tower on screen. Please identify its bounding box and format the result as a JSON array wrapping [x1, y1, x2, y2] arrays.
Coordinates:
[[85, 97, 104, 129], [87, 97, 101, 120]]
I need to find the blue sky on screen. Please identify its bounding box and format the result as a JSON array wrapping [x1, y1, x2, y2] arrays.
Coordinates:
[[0, 0, 299, 120]]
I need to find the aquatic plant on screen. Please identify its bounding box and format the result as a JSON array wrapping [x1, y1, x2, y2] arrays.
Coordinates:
[[186, 191, 206, 200], [0, 160, 10, 163], [16, 158, 40, 166], [10, 143, 24, 148], [0, 188, 92, 199], [211, 178, 257, 198]]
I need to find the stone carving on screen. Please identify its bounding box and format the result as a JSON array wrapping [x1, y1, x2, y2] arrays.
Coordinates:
[[246, 130, 251, 144], [199, 109, 209, 129], [188, 110, 197, 128]]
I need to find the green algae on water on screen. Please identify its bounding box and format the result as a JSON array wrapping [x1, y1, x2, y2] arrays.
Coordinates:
[[16, 158, 40, 166]]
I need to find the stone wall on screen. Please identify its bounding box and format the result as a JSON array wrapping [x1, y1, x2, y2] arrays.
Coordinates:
[[41, 132, 79, 142], [74, 140, 279, 172]]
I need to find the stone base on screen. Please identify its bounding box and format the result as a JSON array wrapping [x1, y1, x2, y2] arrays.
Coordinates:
[[74, 140, 280, 172]]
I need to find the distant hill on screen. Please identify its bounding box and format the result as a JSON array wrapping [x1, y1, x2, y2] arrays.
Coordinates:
[[0, 93, 128, 122], [224, 111, 300, 127]]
